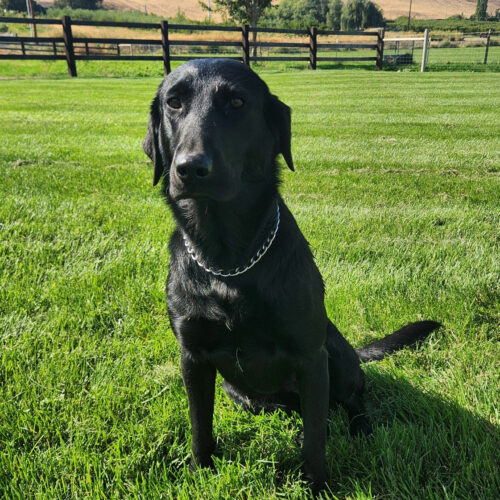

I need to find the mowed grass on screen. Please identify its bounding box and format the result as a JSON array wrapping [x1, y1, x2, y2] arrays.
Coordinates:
[[1, 45, 500, 79], [1, 70, 499, 498]]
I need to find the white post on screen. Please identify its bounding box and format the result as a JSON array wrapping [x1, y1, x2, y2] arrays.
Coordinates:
[[421, 28, 429, 72], [25, 0, 33, 37]]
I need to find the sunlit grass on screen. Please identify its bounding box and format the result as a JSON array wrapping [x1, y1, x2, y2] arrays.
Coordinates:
[[0, 70, 499, 498]]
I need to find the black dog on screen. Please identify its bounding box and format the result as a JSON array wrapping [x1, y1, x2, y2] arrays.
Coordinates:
[[143, 58, 440, 492]]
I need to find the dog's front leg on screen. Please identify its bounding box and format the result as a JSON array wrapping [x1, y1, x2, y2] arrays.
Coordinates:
[[297, 347, 329, 492], [181, 350, 216, 468]]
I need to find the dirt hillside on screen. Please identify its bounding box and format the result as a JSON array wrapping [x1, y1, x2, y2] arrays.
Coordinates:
[[40, 0, 500, 21]]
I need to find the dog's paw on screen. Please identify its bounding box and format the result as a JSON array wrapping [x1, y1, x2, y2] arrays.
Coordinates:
[[189, 454, 214, 472], [301, 463, 327, 496], [348, 414, 373, 437]]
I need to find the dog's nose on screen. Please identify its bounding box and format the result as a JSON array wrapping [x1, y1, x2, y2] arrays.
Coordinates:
[[175, 153, 212, 181]]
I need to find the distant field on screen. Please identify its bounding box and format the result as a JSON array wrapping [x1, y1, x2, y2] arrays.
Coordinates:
[[1, 69, 499, 498], [37, 0, 500, 21]]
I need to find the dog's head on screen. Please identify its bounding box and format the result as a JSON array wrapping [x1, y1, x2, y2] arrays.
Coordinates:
[[143, 59, 293, 202]]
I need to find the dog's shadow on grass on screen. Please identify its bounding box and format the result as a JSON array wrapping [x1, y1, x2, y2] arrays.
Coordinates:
[[320, 368, 499, 497], [157, 369, 498, 497], [213, 368, 498, 497]]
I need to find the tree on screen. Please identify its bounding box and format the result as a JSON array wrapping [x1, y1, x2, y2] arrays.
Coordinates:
[[362, 0, 383, 27], [207, 0, 273, 56], [475, 0, 488, 20], [270, 0, 331, 29], [326, 0, 343, 30], [341, 0, 383, 30], [341, 0, 364, 29], [0, 0, 45, 13]]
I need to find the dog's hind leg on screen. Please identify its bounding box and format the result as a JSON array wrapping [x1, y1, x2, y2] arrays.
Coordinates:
[[326, 321, 372, 435], [221, 380, 300, 415]]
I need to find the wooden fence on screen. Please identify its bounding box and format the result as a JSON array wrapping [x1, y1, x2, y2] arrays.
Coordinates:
[[0, 16, 385, 76]]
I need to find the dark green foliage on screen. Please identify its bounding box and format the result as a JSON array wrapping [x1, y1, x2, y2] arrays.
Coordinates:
[[274, 0, 330, 28], [53, 0, 102, 10], [327, 0, 343, 30], [0, 0, 24, 11], [0, 0, 45, 13], [475, 0, 488, 21], [387, 16, 500, 33], [341, 0, 383, 30], [263, 0, 383, 30], [207, 0, 272, 28], [341, 0, 364, 30], [362, 0, 383, 28]]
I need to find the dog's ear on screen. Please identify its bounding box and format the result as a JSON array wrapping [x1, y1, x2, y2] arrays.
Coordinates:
[[143, 95, 170, 186], [265, 94, 294, 171]]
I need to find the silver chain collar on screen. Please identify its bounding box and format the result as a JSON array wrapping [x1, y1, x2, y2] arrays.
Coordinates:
[[182, 201, 280, 278]]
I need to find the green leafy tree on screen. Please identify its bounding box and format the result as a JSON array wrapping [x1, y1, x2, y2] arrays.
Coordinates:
[[291, 0, 330, 27], [341, 0, 364, 29], [1, 0, 45, 13], [264, 0, 330, 29], [341, 0, 383, 30], [326, 0, 343, 30], [475, 0, 488, 20], [206, 0, 273, 56], [362, 0, 383, 27]]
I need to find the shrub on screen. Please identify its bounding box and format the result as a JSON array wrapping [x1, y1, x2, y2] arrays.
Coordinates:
[[1, 0, 45, 13], [386, 16, 500, 33], [341, 0, 383, 30]]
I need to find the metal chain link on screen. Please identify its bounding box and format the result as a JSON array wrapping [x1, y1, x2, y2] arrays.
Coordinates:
[[182, 201, 280, 278]]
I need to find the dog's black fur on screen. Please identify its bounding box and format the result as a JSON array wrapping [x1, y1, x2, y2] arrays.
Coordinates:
[[143, 59, 440, 492]]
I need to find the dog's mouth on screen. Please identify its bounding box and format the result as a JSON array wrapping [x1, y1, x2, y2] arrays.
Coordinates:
[[171, 191, 211, 202], [169, 181, 238, 204]]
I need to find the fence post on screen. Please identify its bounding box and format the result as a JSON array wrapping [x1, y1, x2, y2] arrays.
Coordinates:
[[61, 15, 77, 77], [376, 28, 384, 70], [484, 29, 491, 64], [161, 21, 172, 76], [309, 26, 317, 70], [160, 20, 171, 75], [421, 28, 429, 72], [242, 24, 250, 66]]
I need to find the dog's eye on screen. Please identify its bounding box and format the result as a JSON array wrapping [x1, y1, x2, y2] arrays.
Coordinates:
[[230, 97, 244, 109], [167, 97, 182, 109]]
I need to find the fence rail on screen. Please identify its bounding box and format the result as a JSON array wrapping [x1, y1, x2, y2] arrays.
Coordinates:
[[0, 15, 384, 76]]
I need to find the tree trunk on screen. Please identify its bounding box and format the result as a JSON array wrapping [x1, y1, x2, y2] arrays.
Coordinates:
[[251, 0, 258, 58], [252, 20, 258, 58]]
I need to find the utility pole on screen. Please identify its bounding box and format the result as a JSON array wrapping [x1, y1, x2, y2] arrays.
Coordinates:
[[208, 0, 211, 21], [407, 0, 413, 31], [25, 0, 33, 37], [29, 0, 37, 38]]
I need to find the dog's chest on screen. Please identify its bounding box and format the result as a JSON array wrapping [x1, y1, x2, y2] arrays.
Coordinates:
[[169, 276, 298, 394]]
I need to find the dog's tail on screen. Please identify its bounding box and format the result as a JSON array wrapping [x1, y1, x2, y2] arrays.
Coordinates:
[[355, 320, 441, 362]]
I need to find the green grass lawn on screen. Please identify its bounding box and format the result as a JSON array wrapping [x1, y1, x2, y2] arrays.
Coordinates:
[[1, 69, 499, 499], [1, 46, 499, 79]]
